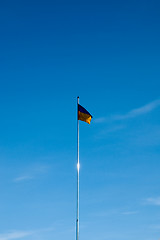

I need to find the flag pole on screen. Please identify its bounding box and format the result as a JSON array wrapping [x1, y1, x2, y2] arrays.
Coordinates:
[[76, 96, 80, 240]]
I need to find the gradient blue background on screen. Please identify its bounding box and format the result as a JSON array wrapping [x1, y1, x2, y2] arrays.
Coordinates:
[[0, 0, 160, 239]]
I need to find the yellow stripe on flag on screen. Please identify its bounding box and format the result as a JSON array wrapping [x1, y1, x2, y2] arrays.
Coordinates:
[[78, 111, 92, 124]]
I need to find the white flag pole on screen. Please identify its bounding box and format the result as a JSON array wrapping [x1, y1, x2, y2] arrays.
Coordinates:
[[76, 96, 80, 240]]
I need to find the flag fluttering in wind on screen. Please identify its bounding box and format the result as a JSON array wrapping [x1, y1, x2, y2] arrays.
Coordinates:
[[76, 97, 93, 240], [78, 104, 93, 124]]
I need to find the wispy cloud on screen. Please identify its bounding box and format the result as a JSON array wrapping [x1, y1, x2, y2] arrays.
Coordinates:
[[94, 117, 106, 123], [92, 209, 138, 218], [113, 99, 160, 120], [94, 124, 125, 139], [13, 164, 50, 182], [0, 226, 55, 240], [14, 175, 34, 182], [121, 211, 138, 215], [0, 230, 34, 240], [145, 197, 160, 206], [95, 99, 160, 123], [150, 224, 160, 230]]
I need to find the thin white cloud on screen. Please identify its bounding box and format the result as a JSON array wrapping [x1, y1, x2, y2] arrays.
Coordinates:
[[145, 197, 160, 206], [14, 175, 34, 182], [121, 211, 138, 215], [94, 124, 125, 139], [95, 99, 160, 123], [94, 117, 106, 123], [0, 230, 34, 240], [150, 224, 160, 230], [113, 99, 160, 120], [13, 164, 51, 182], [0, 226, 55, 240]]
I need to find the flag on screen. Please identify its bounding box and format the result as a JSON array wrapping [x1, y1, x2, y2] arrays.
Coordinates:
[[78, 104, 93, 124]]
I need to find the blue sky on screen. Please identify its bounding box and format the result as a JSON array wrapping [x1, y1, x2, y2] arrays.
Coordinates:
[[0, 0, 160, 239]]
